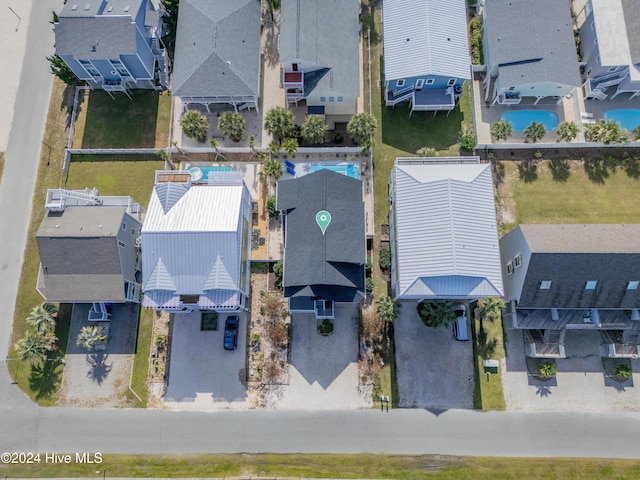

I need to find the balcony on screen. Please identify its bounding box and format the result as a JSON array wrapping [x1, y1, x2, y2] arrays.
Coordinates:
[[411, 87, 455, 111], [314, 300, 334, 320], [497, 91, 522, 105], [102, 78, 126, 92], [283, 70, 304, 102]]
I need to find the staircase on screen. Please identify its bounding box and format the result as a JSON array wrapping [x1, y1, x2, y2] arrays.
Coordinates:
[[45, 188, 102, 211], [483, 75, 495, 103], [152, 37, 169, 89], [386, 86, 414, 106]]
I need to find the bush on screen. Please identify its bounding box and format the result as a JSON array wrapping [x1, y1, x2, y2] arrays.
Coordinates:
[[217, 111, 246, 142], [416, 300, 454, 328], [180, 110, 209, 141], [273, 260, 283, 277], [365, 256, 373, 272], [365, 277, 374, 294], [250, 333, 261, 346], [379, 247, 391, 271], [469, 17, 483, 65], [347, 113, 377, 149], [616, 363, 632, 379], [491, 120, 513, 141], [460, 127, 477, 151], [318, 319, 334, 335], [538, 361, 556, 378], [266, 196, 278, 218]]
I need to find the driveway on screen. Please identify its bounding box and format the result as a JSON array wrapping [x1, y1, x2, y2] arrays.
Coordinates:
[[395, 301, 474, 409], [59, 303, 139, 407], [163, 311, 248, 410], [273, 304, 371, 410]]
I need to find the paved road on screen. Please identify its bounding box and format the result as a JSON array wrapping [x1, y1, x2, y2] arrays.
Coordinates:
[[1, 0, 640, 463]]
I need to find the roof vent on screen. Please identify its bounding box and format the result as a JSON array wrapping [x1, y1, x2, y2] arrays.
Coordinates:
[[71, 4, 78, 10], [84, 4, 91, 11], [107, 6, 113, 11], [124, 5, 130, 12]]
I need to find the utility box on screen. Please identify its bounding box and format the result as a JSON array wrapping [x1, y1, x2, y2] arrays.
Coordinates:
[[483, 359, 499, 374]]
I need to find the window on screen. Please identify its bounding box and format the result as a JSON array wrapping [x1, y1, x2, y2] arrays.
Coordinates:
[[587, 68, 592, 77], [131, 228, 135, 235], [397, 79, 405, 87], [328, 96, 335, 102], [122, 223, 126, 230], [540, 280, 552, 290], [608, 66, 618, 72], [447, 78, 456, 86], [627, 281, 639, 290], [180, 294, 199, 304], [118, 241, 125, 248], [508, 86, 515, 91], [506, 261, 514, 275], [337, 96, 343, 102], [585, 280, 598, 290], [596, 55, 600, 64], [320, 96, 326, 102], [416, 79, 424, 90], [425, 79, 435, 85], [590, 22, 594, 30], [594, 38, 597, 45], [514, 253, 523, 268], [79, 59, 90, 65]]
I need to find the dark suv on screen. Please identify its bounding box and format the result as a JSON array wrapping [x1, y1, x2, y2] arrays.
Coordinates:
[[223, 316, 239, 351]]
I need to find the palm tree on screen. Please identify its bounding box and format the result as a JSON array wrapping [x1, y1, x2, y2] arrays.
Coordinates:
[[268, 140, 281, 158], [633, 126, 640, 142], [180, 110, 209, 141], [266, 0, 281, 21], [248, 134, 257, 159], [523, 121, 546, 143], [42, 331, 59, 352], [556, 121, 579, 142], [27, 303, 57, 334], [347, 113, 377, 149], [479, 297, 505, 323], [15, 332, 46, 366], [259, 158, 283, 185], [375, 295, 400, 323], [584, 119, 628, 144], [282, 137, 298, 157], [217, 111, 246, 142], [416, 147, 438, 157], [209, 138, 225, 161], [302, 115, 328, 145], [76, 325, 107, 351], [264, 107, 294, 144], [490, 120, 513, 141], [417, 300, 455, 328]]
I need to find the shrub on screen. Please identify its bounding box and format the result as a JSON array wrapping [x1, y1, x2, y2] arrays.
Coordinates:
[[416, 300, 455, 328], [266, 196, 278, 218], [417, 147, 438, 157], [524, 121, 546, 143], [347, 113, 377, 149], [264, 107, 295, 144], [318, 319, 334, 335], [273, 260, 283, 277], [217, 111, 246, 142], [365, 277, 374, 294], [302, 115, 328, 145], [469, 17, 483, 65], [556, 121, 579, 142], [375, 295, 400, 323], [365, 256, 373, 272], [180, 110, 209, 140], [491, 120, 513, 141], [360, 304, 384, 345], [633, 126, 640, 141], [538, 361, 556, 378], [616, 363, 632, 379], [460, 127, 477, 151], [379, 247, 391, 271], [250, 332, 261, 346]]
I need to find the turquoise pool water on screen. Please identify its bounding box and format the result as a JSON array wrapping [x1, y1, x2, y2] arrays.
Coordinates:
[[309, 164, 359, 179], [604, 109, 640, 131], [188, 166, 233, 181], [500, 110, 559, 132]]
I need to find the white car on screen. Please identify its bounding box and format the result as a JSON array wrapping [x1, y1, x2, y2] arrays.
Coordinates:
[[452, 304, 470, 341]]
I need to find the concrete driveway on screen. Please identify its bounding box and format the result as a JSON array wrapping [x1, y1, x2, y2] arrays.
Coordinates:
[[163, 311, 248, 411], [395, 301, 474, 409], [273, 304, 371, 410]]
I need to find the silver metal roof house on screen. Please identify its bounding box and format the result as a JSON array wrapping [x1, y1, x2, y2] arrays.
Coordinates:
[[54, 0, 169, 93], [482, 0, 581, 105], [141, 171, 252, 312], [501, 224, 640, 359], [35, 189, 143, 304], [279, 0, 360, 116], [171, 0, 261, 112], [383, 0, 471, 112], [389, 158, 503, 301]]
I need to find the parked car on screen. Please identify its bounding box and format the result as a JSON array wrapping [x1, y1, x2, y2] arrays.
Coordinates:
[[452, 304, 470, 341], [223, 316, 239, 350]]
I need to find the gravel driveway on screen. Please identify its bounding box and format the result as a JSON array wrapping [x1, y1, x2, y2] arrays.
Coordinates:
[[395, 301, 474, 409]]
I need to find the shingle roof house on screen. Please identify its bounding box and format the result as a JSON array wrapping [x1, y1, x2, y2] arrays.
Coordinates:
[[36, 189, 143, 304], [279, 0, 360, 116], [389, 158, 503, 301], [383, 0, 470, 112], [277, 169, 365, 319], [482, 0, 581, 105], [54, 0, 168, 92], [141, 171, 251, 312], [501, 224, 640, 358], [172, 0, 261, 112]]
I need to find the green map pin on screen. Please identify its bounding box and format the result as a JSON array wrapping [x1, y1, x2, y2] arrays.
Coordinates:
[[316, 210, 332, 235]]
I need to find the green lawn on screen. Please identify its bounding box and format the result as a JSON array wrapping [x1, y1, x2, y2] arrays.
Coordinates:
[[73, 89, 171, 148], [1, 453, 640, 479], [472, 308, 507, 411], [125, 307, 153, 407]]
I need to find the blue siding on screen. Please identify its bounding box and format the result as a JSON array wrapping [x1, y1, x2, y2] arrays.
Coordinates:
[[60, 55, 91, 80], [92, 59, 119, 81], [386, 74, 464, 91], [134, 27, 154, 77], [578, 11, 605, 78]]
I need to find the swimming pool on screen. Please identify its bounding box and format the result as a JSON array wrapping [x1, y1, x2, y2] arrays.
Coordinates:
[[604, 109, 640, 131], [500, 110, 559, 132], [309, 164, 359, 179], [187, 165, 233, 181]]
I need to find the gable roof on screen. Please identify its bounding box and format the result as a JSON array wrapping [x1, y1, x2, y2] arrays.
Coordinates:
[[514, 224, 640, 309], [172, 0, 260, 98], [277, 169, 365, 302], [56, 16, 138, 59], [391, 159, 503, 299], [484, 0, 580, 88], [279, 0, 360, 97], [383, 0, 471, 81]]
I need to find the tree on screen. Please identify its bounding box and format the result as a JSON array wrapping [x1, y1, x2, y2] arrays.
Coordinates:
[[46, 55, 78, 85], [209, 138, 225, 161], [417, 300, 455, 328], [479, 297, 505, 323], [302, 115, 328, 145], [180, 110, 209, 141], [523, 121, 546, 143], [584, 119, 629, 144], [268, 141, 281, 157], [416, 147, 438, 157], [273, 260, 284, 277], [264, 107, 294, 144], [217, 111, 246, 142], [26, 303, 57, 335], [490, 120, 513, 141], [282, 137, 298, 156], [266, 196, 278, 218], [379, 247, 391, 271], [375, 295, 400, 323], [260, 158, 283, 184], [556, 121, 579, 142], [459, 125, 477, 151], [161, 0, 180, 49], [15, 333, 46, 366], [633, 126, 640, 142], [76, 325, 107, 351], [248, 134, 257, 159], [347, 113, 377, 149], [266, 0, 281, 21]]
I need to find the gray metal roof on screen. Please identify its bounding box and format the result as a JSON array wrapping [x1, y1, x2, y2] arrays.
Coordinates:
[[484, 0, 580, 88], [391, 160, 503, 300], [383, 0, 471, 81], [279, 0, 360, 97], [277, 169, 365, 302], [171, 0, 261, 98]]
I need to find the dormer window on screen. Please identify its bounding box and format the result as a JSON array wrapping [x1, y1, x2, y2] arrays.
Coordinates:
[[540, 280, 552, 290], [514, 253, 523, 268], [397, 79, 405, 87], [585, 280, 598, 290], [627, 281, 639, 290], [506, 261, 514, 275]]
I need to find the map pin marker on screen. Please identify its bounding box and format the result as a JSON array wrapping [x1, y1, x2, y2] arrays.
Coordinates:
[[316, 210, 331, 235]]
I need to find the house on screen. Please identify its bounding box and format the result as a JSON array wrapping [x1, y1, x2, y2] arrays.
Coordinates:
[[35, 188, 143, 311], [277, 169, 365, 319], [54, 0, 168, 93], [171, 0, 260, 112], [383, 0, 470, 112], [389, 158, 503, 301], [578, 0, 640, 100], [141, 171, 252, 312], [279, 0, 360, 118], [482, 0, 581, 105], [500, 224, 640, 358]]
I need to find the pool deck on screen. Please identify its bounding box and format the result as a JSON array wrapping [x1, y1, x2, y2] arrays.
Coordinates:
[[584, 89, 640, 127]]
